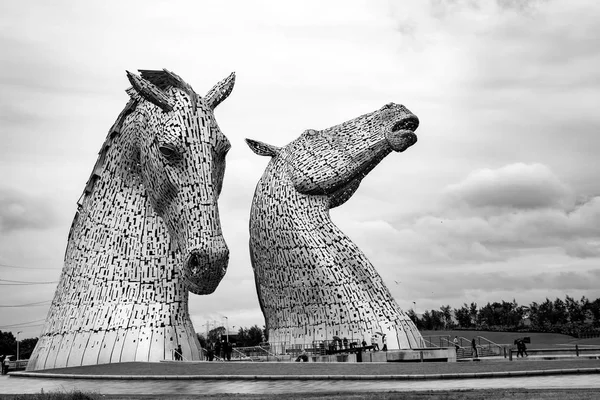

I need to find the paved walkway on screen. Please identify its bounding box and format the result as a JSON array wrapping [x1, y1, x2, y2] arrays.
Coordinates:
[[10, 358, 600, 381]]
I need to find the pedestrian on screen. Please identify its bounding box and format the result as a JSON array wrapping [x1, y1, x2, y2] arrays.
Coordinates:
[[343, 337, 348, 350], [453, 336, 459, 351], [370, 334, 379, 351], [2, 355, 9, 375], [215, 340, 221, 359], [225, 341, 232, 361], [176, 344, 183, 361], [0, 355, 5, 375], [207, 346, 214, 361], [516, 339, 528, 358], [471, 337, 478, 358], [382, 334, 388, 351]]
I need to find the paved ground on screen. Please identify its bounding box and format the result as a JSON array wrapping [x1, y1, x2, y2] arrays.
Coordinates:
[[20, 358, 600, 377]]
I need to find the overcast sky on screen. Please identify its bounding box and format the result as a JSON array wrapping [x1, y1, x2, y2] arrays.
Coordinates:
[[1, 0, 599, 339]]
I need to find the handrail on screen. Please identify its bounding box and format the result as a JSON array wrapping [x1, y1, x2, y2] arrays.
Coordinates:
[[234, 345, 282, 361], [420, 338, 440, 348], [477, 336, 502, 347], [232, 347, 253, 361], [174, 350, 188, 361], [258, 345, 281, 359], [201, 347, 225, 362], [441, 337, 464, 349]]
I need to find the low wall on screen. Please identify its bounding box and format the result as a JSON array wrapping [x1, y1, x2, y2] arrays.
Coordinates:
[[385, 348, 456, 363], [310, 354, 357, 363], [306, 348, 455, 363]]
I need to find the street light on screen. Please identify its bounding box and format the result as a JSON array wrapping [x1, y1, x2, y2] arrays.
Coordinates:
[[224, 316, 229, 342], [16, 331, 22, 360]]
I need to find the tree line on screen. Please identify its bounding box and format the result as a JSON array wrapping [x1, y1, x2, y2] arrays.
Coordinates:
[[197, 324, 266, 348], [407, 295, 600, 337], [0, 331, 38, 359]]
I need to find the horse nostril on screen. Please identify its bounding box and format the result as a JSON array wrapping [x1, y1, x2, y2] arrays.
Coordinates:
[[391, 116, 419, 132], [186, 251, 207, 276]]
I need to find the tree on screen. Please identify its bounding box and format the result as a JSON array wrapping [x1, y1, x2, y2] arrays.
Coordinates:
[[469, 302, 478, 327], [552, 298, 569, 326], [0, 331, 16, 356], [565, 295, 586, 325], [406, 309, 423, 329], [247, 325, 264, 346], [421, 310, 443, 330], [196, 333, 207, 349], [235, 327, 247, 347], [454, 304, 472, 328], [207, 326, 226, 344], [588, 298, 600, 327], [440, 305, 453, 329], [17, 338, 38, 359]]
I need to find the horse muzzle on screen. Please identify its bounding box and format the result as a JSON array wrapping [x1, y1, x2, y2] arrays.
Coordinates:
[[386, 115, 419, 152], [184, 237, 229, 294]]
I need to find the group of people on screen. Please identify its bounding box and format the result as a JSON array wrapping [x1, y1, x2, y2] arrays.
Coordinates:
[[453, 336, 479, 358], [515, 338, 528, 357], [205, 340, 233, 361]]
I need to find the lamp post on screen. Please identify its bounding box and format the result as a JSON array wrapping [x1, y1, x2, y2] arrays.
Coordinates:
[[224, 316, 229, 342], [16, 331, 22, 360]]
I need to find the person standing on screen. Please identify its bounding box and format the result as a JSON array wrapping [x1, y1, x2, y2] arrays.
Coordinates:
[[225, 341, 232, 361], [370, 334, 379, 351], [471, 337, 478, 358], [381, 334, 388, 351], [215, 340, 221, 360], [176, 344, 183, 361], [2, 356, 9, 375], [453, 336, 460, 351]]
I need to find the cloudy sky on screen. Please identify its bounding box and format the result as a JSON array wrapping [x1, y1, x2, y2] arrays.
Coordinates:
[[1, 0, 599, 338]]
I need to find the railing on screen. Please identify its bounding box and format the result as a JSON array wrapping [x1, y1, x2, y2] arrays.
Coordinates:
[[173, 350, 188, 361], [475, 336, 503, 356], [234, 345, 283, 361], [509, 346, 600, 360], [201, 348, 225, 362], [419, 335, 448, 348], [232, 347, 253, 361]]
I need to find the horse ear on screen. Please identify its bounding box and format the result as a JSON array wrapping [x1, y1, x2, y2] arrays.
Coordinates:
[[205, 72, 235, 110], [126, 71, 174, 112], [245, 138, 280, 157]]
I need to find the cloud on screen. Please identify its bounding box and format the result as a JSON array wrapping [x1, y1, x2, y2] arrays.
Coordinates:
[[445, 163, 574, 210], [0, 188, 57, 233], [381, 163, 600, 264]]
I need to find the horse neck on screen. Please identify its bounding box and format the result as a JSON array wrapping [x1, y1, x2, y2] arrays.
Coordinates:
[[251, 157, 360, 250], [64, 130, 175, 275]]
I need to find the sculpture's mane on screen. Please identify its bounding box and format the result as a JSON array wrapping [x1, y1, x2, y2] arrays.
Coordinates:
[[70, 70, 197, 239]]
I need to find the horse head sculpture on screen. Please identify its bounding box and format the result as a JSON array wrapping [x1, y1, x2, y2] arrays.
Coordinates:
[[246, 103, 423, 350], [126, 70, 233, 293], [27, 69, 235, 370]]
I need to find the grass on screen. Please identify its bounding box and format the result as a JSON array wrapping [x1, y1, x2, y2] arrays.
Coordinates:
[[0, 390, 100, 400], [2, 389, 600, 400]]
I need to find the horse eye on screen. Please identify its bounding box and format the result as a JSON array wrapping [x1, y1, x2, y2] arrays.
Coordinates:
[[158, 145, 181, 163]]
